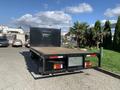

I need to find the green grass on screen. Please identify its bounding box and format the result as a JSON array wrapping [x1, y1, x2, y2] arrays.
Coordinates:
[[101, 49, 120, 74], [86, 48, 120, 74]]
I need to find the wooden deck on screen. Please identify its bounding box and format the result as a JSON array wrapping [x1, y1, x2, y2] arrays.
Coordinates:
[[31, 47, 90, 55]]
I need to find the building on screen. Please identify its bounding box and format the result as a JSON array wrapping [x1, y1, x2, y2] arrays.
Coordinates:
[[0, 25, 25, 45], [0, 25, 24, 34]]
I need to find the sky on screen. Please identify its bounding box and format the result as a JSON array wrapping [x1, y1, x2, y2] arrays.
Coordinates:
[[0, 0, 120, 32]]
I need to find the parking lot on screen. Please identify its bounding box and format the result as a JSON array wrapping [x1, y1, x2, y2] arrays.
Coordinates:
[[0, 47, 120, 90]]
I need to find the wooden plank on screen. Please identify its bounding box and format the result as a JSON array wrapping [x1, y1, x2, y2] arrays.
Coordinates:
[[31, 47, 88, 55]]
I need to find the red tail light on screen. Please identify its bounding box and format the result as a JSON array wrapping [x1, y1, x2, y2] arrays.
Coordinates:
[[87, 53, 97, 57], [49, 56, 63, 59], [85, 61, 92, 68], [54, 64, 63, 69], [90, 53, 97, 57]]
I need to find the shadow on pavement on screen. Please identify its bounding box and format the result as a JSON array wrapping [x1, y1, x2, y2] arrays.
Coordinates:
[[20, 51, 39, 74]]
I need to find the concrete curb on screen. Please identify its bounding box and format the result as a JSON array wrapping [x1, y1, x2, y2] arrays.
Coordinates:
[[93, 67, 120, 79]]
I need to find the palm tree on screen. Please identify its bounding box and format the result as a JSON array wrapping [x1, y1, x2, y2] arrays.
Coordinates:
[[69, 21, 89, 47]]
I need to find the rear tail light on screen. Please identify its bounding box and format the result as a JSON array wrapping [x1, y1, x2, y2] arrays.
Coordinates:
[[85, 61, 92, 68], [54, 64, 63, 69], [49, 56, 63, 59], [87, 53, 96, 57]]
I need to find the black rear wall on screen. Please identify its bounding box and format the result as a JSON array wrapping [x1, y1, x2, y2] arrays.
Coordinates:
[[30, 27, 61, 47]]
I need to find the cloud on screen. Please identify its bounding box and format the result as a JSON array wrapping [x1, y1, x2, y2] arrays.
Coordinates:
[[13, 3, 93, 32], [14, 11, 72, 31], [104, 5, 120, 17], [64, 3, 93, 14]]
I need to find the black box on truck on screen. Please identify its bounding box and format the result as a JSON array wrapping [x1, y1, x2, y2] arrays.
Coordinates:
[[30, 27, 101, 76], [30, 27, 61, 47]]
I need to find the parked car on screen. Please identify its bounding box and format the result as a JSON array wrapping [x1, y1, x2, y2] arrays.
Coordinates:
[[12, 39, 22, 47], [0, 38, 9, 47]]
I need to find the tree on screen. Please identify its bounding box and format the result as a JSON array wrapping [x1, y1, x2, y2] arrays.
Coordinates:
[[69, 21, 89, 47], [85, 27, 96, 48], [94, 20, 102, 48], [103, 20, 112, 49], [94, 20, 101, 31], [113, 16, 120, 51]]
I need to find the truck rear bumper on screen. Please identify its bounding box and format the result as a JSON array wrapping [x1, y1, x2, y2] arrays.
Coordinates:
[[30, 69, 83, 79]]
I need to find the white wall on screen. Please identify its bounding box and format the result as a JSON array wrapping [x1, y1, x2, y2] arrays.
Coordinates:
[[16, 34, 25, 45]]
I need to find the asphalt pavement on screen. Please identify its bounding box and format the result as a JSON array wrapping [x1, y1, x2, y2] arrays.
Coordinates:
[[0, 47, 120, 90]]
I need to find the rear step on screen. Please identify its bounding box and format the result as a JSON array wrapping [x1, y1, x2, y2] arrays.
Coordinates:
[[30, 70, 83, 79]]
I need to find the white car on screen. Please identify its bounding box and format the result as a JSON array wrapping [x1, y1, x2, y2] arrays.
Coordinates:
[[12, 39, 22, 47]]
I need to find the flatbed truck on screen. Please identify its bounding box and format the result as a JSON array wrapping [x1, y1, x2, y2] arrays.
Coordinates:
[[30, 27, 101, 75]]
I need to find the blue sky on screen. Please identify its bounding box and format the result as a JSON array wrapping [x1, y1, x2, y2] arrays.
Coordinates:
[[0, 0, 120, 32]]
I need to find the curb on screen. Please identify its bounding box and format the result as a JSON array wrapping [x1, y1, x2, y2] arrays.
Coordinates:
[[93, 67, 120, 79]]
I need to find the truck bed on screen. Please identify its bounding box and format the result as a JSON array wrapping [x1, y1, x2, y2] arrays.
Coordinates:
[[30, 47, 96, 55]]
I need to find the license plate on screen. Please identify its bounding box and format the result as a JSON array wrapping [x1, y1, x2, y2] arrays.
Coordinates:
[[68, 57, 83, 67]]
